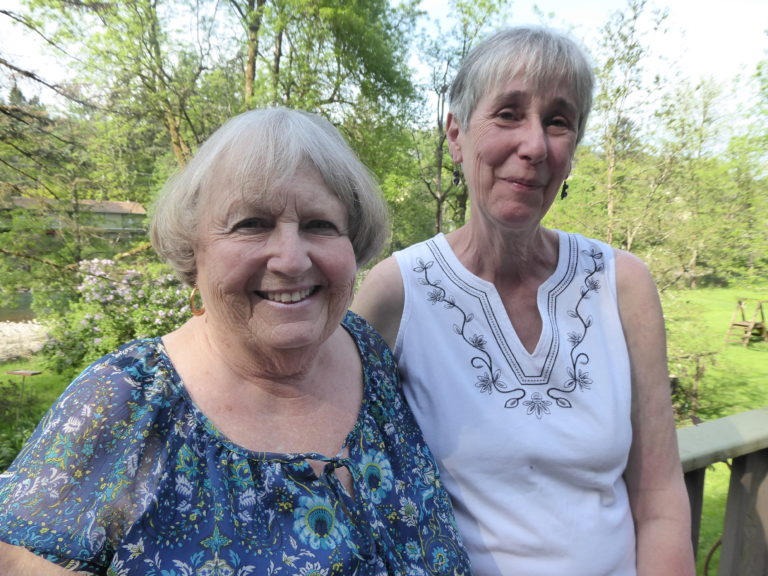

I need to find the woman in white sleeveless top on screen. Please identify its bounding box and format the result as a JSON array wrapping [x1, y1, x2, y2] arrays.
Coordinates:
[[353, 26, 694, 576]]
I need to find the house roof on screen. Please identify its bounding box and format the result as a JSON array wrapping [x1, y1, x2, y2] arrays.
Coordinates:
[[4, 197, 146, 215]]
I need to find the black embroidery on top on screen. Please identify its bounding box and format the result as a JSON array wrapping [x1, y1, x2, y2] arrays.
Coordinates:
[[415, 257, 526, 408], [546, 247, 603, 411], [413, 240, 604, 418]]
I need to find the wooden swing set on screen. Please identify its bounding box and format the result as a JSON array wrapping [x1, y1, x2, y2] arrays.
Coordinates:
[[725, 299, 768, 347]]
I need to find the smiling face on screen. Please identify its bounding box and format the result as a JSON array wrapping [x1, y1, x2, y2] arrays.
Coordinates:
[[448, 73, 580, 233], [194, 164, 357, 361]]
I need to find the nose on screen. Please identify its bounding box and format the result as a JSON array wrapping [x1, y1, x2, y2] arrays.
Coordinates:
[[265, 224, 312, 277], [517, 119, 548, 164]]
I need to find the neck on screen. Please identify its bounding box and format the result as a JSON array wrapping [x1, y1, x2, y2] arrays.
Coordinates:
[[162, 319, 362, 456], [167, 316, 332, 391], [446, 222, 559, 285]]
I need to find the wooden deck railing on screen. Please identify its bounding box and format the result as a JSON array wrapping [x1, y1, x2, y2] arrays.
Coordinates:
[[678, 407, 768, 576]]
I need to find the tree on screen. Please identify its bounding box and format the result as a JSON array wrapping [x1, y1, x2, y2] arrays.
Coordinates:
[[590, 0, 667, 246], [0, 86, 79, 305], [715, 60, 768, 285], [234, 0, 417, 113], [410, 0, 511, 235]]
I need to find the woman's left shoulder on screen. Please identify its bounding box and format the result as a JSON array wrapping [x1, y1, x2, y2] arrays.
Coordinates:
[[343, 310, 404, 407], [342, 311, 395, 361], [567, 233, 658, 304], [607, 249, 665, 326], [612, 249, 656, 293]]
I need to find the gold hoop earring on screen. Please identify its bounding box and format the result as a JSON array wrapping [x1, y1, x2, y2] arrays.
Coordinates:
[[190, 287, 205, 316]]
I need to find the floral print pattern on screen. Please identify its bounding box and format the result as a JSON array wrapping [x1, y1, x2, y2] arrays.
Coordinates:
[[0, 312, 470, 576]]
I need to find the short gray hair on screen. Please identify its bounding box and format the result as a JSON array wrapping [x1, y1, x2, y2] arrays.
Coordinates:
[[449, 26, 594, 143], [150, 108, 390, 286]]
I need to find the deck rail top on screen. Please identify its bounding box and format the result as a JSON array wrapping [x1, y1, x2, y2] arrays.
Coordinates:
[[677, 407, 768, 473]]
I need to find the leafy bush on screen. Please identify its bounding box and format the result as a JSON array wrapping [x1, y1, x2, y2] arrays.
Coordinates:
[[0, 378, 40, 471], [42, 258, 191, 375]]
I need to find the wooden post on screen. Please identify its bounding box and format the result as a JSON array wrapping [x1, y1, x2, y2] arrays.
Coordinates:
[[718, 448, 768, 576], [685, 466, 706, 560]]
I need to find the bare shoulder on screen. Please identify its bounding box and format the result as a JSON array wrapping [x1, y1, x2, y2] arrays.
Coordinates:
[[614, 248, 660, 313], [614, 248, 654, 288], [613, 248, 667, 369], [351, 256, 405, 348]]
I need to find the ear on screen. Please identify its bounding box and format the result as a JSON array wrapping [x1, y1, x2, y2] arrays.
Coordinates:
[[446, 112, 463, 163]]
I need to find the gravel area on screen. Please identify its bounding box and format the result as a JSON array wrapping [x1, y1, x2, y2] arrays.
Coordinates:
[[0, 321, 47, 363]]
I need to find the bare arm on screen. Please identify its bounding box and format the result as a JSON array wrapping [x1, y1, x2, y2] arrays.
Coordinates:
[[0, 542, 81, 575], [615, 250, 696, 576], [351, 256, 405, 349]]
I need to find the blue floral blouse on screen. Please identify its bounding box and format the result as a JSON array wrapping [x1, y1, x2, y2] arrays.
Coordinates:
[[0, 312, 470, 576]]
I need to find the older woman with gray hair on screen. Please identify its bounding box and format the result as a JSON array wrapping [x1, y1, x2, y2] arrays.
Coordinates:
[[0, 108, 471, 575], [353, 27, 695, 575]]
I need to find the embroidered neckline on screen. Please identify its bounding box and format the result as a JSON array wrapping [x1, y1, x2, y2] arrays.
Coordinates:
[[414, 233, 604, 417]]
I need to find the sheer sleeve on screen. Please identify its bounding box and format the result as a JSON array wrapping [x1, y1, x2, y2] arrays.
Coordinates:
[[0, 340, 173, 573]]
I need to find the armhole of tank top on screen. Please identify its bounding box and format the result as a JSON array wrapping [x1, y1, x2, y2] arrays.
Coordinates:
[[392, 252, 410, 359], [604, 242, 619, 303]]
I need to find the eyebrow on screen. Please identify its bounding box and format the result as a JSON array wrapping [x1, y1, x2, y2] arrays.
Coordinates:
[[549, 96, 580, 121], [489, 90, 529, 108]]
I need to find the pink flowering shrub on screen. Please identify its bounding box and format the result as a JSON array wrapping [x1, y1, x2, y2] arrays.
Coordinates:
[[43, 259, 190, 375]]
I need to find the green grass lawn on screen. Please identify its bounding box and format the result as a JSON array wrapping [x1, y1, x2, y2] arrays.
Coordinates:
[[1, 356, 68, 412], [0, 356, 70, 469], [667, 287, 768, 419]]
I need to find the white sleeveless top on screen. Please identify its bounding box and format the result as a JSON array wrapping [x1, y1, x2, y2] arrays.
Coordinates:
[[393, 232, 636, 576]]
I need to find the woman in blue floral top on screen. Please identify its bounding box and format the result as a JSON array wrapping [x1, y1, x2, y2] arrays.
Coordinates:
[[0, 108, 471, 576]]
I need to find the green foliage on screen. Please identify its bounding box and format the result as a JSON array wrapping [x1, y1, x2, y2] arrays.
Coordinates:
[[405, 0, 513, 236], [0, 421, 37, 472], [663, 290, 723, 422], [0, 377, 42, 470], [380, 171, 435, 253], [42, 258, 191, 376], [0, 356, 73, 472]]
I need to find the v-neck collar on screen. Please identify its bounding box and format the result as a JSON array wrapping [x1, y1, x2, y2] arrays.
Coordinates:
[[427, 231, 579, 383]]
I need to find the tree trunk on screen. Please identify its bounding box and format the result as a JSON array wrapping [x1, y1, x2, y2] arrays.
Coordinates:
[[243, 0, 266, 108]]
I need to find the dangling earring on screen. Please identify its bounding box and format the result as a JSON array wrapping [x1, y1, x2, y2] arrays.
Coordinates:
[[560, 181, 569, 200], [189, 287, 205, 316], [452, 167, 461, 186]]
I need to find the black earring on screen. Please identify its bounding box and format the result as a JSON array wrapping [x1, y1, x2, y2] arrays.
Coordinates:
[[560, 181, 569, 200], [452, 168, 461, 186]]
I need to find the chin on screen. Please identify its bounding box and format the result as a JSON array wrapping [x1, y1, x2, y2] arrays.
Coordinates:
[[257, 320, 339, 351]]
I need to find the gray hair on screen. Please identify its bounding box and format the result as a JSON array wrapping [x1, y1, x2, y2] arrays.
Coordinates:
[[449, 26, 595, 143], [150, 107, 389, 286]]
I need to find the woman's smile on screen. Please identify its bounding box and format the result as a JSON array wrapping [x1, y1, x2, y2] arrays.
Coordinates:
[[499, 175, 545, 190], [255, 286, 319, 304]]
